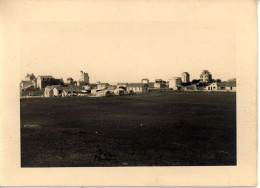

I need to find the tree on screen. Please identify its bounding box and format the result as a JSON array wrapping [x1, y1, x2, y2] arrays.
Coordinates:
[[192, 79, 200, 84]]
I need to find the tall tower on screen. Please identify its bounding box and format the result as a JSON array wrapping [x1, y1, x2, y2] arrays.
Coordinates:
[[80, 70, 89, 84], [181, 72, 190, 83]]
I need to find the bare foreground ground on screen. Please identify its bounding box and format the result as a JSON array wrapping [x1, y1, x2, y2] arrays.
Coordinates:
[[21, 90, 236, 167]]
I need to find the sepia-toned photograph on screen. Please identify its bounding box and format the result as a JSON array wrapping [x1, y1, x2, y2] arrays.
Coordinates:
[[20, 21, 236, 167], [0, 0, 257, 186]]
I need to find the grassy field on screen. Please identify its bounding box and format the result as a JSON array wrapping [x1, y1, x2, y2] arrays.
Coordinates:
[[20, 90, 236, 167]]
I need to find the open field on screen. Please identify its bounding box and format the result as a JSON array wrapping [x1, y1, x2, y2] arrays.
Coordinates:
[[21, 90, 236, 167]]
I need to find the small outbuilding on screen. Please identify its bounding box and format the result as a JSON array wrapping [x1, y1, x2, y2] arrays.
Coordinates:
[[226, 79, 236, 92]]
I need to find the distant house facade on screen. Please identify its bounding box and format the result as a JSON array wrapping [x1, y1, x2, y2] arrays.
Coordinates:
[[37, 75, 55, 90], [169, 77, 182, 90], [127, 83, 148, 93], [44, 85, 87, 97], [181, 72, 190, 83], [226, 79, 236, 92], [154, 79, 166, 88], [117, 83, 128, 91], [206, 82, 218, 91], [20, 73, 37, 91], [206, 82, 227, 91], [20, 80, 36, 91], [200, 70, 212, 83]]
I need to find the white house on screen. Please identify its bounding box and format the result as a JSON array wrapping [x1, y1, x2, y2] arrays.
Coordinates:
[[169, 77, 182, 90], [127, 83, 148, 93], [206, 82, 218, 91]]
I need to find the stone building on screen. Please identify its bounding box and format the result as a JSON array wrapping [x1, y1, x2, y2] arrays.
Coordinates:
[[79, 70, 89, 84], [36, 75, 55, 90], [181, 72, 190, 83], [127, 83, 149, 93], [200, 70, 212, 83], [169, 77, 182, 90], [20, 73, 37, 91]]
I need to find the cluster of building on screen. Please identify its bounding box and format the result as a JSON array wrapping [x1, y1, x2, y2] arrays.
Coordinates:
[[20, 70, 236, 98], [168, 70, 236, 92]]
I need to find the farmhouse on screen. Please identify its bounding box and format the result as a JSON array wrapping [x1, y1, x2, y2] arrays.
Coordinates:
[[127, 83, 148, 93], [169, 77, 182, 90], [206, 82, 218, 91], [117, 83, 128, 88], [20, 73, 37, 91], [44, 85, 63, 97], [37, 75, 55, 90], [114, 88, 125, 95], [52, 86, 64, 97], [226, 79, 236, 92], [44, 85, 87, 97], [20, 80, 36, 91], [154, 79, 167, 88]]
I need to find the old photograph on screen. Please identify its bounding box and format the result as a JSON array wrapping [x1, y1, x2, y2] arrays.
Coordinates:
[[20, 21, 236, 167], [0, 0, 257, 186]]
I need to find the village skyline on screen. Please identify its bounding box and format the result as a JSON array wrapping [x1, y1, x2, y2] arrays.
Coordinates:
[[20, 69, 235, 84]]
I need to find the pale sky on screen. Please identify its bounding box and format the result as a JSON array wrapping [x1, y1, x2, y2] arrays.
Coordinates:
[[20, 21, 236, 83]]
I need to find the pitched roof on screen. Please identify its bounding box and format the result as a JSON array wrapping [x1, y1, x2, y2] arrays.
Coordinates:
[[21, 81, 34, 88], [21, 80, 33, 85], [38, 75, 53, 79], [128, 83, 147, 87], [217, 82, 227, 87], [117, 83, 128, 85], [226, 80, 236, 87]]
